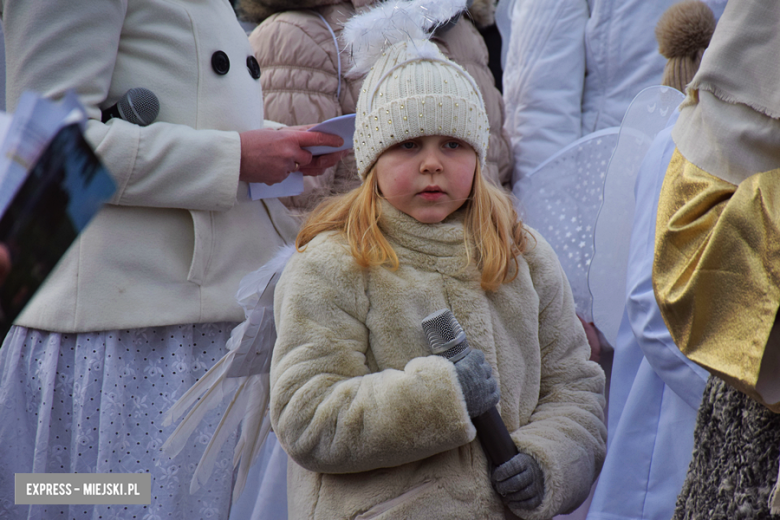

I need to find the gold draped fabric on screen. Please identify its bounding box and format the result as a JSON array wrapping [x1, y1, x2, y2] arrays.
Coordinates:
[[653, 149, 780, 413]]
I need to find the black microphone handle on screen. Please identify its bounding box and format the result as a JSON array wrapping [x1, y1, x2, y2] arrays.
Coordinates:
[[419, 309, 518, 467], [101, 104, 121, 123], [472, 406, 518, 467]]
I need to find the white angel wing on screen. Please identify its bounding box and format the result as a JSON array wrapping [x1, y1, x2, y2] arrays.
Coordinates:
[[588, 86, 684, 347], [513, 127, 620, 322], [162, 243, 296, 502]]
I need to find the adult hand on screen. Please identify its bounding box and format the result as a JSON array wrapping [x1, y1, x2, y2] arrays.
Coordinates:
[[492, 452, 544, 511], [239, 127, 349, 185]]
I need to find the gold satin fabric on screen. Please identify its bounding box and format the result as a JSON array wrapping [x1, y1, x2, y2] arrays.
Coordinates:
[[653, 149, 780, 412]]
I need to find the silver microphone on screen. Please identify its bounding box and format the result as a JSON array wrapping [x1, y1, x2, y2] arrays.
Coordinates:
[[421, 309, 471, 362], [101, 87, 160, 126], [422, 309, 518, 466]]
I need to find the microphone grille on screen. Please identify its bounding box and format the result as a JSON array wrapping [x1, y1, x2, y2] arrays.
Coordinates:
[[421, 309, 467, 359], [118, 87, 160, 126]]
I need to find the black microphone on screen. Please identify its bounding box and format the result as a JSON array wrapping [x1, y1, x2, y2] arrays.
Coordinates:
[[422, 309, 518, 467], [101, 87, 160, 126]]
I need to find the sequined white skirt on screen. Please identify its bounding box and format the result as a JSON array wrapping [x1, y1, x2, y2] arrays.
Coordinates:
[[0, 323, 239, 520]]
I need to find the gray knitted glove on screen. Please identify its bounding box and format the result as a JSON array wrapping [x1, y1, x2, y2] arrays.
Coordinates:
[[491, 452, 544, 511], [454, 349, 500, 418]]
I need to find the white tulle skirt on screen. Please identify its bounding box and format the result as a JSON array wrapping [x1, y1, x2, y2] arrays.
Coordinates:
[[0, 323, 240, 520]]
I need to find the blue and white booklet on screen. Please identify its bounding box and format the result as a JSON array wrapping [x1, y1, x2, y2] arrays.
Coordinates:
[[0, 91, 116, 336]]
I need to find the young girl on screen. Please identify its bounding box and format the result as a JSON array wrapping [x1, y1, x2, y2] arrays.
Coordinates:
[[269, 11, 606, 519]]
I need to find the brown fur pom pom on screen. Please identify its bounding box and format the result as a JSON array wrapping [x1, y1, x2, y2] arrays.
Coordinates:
[[655, 0, 716, 59]]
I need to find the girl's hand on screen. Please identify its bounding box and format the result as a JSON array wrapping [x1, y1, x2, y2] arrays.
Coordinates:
[[491, 452, 544, 511], [239, 127, 348, 184], [454, 349, 500, 418]]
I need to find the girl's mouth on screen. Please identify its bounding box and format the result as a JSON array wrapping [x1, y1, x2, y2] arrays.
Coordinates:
[[419, 186, 444, 201]]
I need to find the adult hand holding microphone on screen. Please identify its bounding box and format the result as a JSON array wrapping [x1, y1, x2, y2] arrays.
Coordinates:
[[422, 309, 544, 511]]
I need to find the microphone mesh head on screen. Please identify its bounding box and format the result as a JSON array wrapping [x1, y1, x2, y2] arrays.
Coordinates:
[[118, 87, 160, 126], [421, 309, 468, 359]]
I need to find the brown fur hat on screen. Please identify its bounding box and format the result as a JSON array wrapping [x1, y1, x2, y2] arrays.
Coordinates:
[[655, 0, 716, 92], [467, 0, 496, 29], [237, 0, 495, 27], [236, 0, 345, 24]]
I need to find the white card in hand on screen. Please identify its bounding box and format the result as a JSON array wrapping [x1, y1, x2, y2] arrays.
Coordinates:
[[248, 114, 354, 200], [304, 114, 355, 155]]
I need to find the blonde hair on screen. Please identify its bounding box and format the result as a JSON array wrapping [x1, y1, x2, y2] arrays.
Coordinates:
[[296, 165, 528, 291]]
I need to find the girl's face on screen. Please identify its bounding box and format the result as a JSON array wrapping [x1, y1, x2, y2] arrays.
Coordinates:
[[375, 135, 477, 223]]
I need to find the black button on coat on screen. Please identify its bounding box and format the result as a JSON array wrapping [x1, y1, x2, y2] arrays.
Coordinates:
[[211, 51, 230, 75]]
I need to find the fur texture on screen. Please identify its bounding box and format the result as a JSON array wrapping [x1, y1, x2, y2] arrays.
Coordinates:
[[341, 0, 468, 76], [655, 0, 715, 59], [236, 0, 343, 24], [270, 201, 606, 519], [655, 0, 715, 92], [467, 0, 495, 28], [673, 377, 780, 519], [237, 0, 495, 28]]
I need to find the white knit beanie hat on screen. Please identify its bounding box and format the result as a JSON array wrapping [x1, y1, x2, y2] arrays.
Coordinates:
[[343, 0, 490, 181]]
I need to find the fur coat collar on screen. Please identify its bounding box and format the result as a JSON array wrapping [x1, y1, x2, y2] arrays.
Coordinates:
[[238, 0, 496, 28], [378, 200, 470, 260]]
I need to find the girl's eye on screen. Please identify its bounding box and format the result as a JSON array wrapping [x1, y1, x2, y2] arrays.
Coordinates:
[[400, 141, 416, 150], [444, 141, 461, 149]]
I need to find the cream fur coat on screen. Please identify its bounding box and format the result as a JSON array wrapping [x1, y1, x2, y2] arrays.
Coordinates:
[[271, 201, 606, 519]]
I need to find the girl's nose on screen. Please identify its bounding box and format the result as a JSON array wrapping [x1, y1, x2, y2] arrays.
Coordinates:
[[419, 147, 443, 174]]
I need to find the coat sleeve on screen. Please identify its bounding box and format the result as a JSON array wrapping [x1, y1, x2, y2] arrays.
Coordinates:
[[511, 234, 607, 519], [626, 260, 709, 410], [270, 237, 476, 474], [2, 0, 242, 212]]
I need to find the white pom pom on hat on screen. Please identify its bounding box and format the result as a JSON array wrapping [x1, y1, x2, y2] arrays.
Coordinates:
[[342, 0, 490, 181]]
